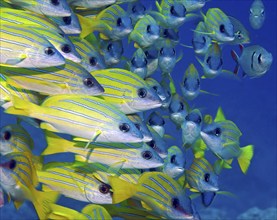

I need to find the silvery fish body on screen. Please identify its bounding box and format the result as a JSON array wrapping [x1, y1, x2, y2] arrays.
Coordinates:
[[249, 0, 265, 29]]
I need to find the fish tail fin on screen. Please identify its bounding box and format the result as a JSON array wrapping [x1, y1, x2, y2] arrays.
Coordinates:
[[32, 189, 60, 220], [107, 176, 136, 204], [42, 131, 73, 155], [231, 50, 240, 75], [237, 145, 254, 174], [5, 95, 40, 118]]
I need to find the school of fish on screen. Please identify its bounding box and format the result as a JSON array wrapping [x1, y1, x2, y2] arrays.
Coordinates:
[[0, 0, 273, 219]]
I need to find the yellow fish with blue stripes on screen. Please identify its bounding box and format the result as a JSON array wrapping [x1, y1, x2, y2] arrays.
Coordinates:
[[91, 68, 162, 114], [0, 24, 65, 68], [2, 60, 104, 96], [5, 95, 143, 143]]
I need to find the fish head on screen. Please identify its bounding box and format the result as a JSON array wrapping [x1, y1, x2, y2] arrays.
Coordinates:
[[158, 46, 177, 72], [133, 144, 164, 169], [85, 182, 113, 204], [128, 83, 162, 112], [58, 9, 81, 34], [145, 78, 168, 103], [198, 171, 219, 192], [181, 109, 202, 145], [104, 117, 143, 143], [100, 40, 124, 66], [82, 51, 106, 72], [127, 114, 152, 142], [29, 40, 65, 68], [252, 47, 273, 75], [146, 126, 168, 158], [249, 0, 265, 29], [145, 22, 160, 41], [115, 15, 133, 36], [128, 1, 146, 23], [147, 111, 165, 137], [168, 3, 187, 19], [137, 172, 193, 219], [40, 0, 71, 17], [169, 94, 189, 125], [192, 22, 212, 54], [200, 120, 242, 152], [130, 50, 148, 78], [181, 64, 200, 100], [0, 124, 33, 155], [206, 8, 234, 42], [160, 28, 180, 42], [163, 146, 185, 179]]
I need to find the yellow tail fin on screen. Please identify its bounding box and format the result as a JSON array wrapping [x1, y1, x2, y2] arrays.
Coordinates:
[[5, 95, 41, 118], [48, 203, 80, 220], [42, 131, 74, 155], [108, 176, 136, 204], [237, 145, 254, 174], [32, 189, 60, 220]]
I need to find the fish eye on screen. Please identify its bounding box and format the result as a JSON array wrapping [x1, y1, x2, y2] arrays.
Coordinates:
[[2, 131, 11, 141], [142, 150, 153, 160], [197, 79, 200, 86], [146, 25, 151, 33], [160, 48, 164, 55], [261, 9, 265, 16], [61, 44, 71, 53], [147, 140, 157, 149], [132, 6, 137, 13], [172, 198, 180, 209], [206, 56, 211, 64], [161, 118, 165, 125], [213, 127, 221, 137], [99, 183, 111, 194], [62, 16, 72, 25], [45, 47, 55, 56], [153, 86, 158, 91], [219, 24, 226, 33], [167, 91, 171, 98], [89, 57, 97, 66], [107, 43, 112, 51], [135, 123, 141, 131], [131, 57, 136, 66], [171, 155, 176, 164], [170, 6, 177, 16], [163, 29, 169, 37], [249, 9, 253, 14], [138, 88, 147, 98], [196, 116, 202, 124], [51, 0, 60, 6], [83, 78, 95, 88], [9, 159, 17, 169], [204, 173, 210, 182], [117, 18, 122, 27], [145, 51, 150, 58], [185, 115, 189, 121], [179, 102, 184, 111], [172, 49, 176, 55], [144, 58, 148, 65], [183, 78, 187, 86], [258, 54, 262, 64], [119, 123, 130, 133]]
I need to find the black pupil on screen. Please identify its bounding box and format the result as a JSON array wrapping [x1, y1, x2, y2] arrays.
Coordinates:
[[171, 155, 176, 164], [45, 47, 55, 56], [179, 102, 184, 111], [258, 54, 262, 64], [61, 44, 71, 53], [204, 173, 210, 182], [138, 88, 147, 98], [142, 151, 153, 160], [131, 58, 136, 65], [164, 29, 169, 37], [214, 127, 221, 136], [197, 117, 202, 124], [89, 57, 97, 66], [119, 123, 130, 132], [62, 16, 72, 25], [9, 159, 16, 170], [132, 6, 137, 12], [172, 49, 176, 55], [107, 44, 112, 51], [170, 6, 176, 15], [135, 123, 141, 130], [3, 131, 11, 141], [144, 58, 148, 65], [147, 25, 151, 33], [153, 86, 158, 91], [117, 18, 122, 26], [172, 198, 180, 208], [51, 0, 59, 6], [147, 140, 156, 149], [220, 24, 225, 33], [197, 79, 200, 86], [83, 78, 94, 87], [99, 183, 111, 194], [160, 48, 164, 55]]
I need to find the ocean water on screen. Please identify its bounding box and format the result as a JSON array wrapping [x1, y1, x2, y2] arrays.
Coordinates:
[[0, 0, 276, 219]]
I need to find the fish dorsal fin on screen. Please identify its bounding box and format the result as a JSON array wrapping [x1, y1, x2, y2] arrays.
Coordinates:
[[214, 106, 226, 122]]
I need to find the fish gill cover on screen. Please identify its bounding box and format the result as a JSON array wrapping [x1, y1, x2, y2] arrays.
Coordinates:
[[0, 0, 276, 219]]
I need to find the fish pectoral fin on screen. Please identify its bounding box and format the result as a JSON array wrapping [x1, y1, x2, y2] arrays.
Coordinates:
[[189, 192, 201, 200], [40, 122, 59, 133], [99, 33, 110, 40], [84, 130, 102, 149], [200, 90, 219, 96], [13, 200, 23, 209], [5, 55, 26, 65], [107, 161, 125, 175]]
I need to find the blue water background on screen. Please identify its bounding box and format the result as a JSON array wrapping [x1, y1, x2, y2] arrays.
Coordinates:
[[0, 0, 276, 219]]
